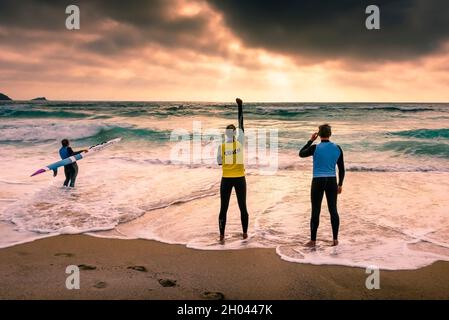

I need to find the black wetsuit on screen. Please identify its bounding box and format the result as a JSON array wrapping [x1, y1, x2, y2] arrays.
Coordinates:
[[60, 147, 82, 187], [217, 103, 249, 236], [219, 177, 249, 235], [299, 140, 345, 241]]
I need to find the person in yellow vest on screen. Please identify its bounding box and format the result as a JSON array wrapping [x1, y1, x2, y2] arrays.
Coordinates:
[[216, 98, 249, 244]]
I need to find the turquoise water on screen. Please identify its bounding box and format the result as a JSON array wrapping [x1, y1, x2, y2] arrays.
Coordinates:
[[1, 101, 449, 163]]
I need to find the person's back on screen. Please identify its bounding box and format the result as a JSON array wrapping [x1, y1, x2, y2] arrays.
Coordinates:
[[313, 141, 342, 178], [59, 139, 87, 188], [59, 145, 70, 160], [216, 98, 248, 244], [299, 124, 345, 247], [221, 139, 245, 178]]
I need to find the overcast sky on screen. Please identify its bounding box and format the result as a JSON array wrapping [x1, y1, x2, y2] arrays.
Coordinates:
[[1, 0, 448, 101]]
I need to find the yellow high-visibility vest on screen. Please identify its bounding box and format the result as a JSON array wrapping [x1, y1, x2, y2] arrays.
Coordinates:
[[221, 140, 245, 178]]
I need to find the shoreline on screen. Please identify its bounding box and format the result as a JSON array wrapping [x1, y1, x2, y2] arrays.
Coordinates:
[[0, 234, 448, 299]]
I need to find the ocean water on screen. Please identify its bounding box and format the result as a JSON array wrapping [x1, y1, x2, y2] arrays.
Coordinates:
[[1, 101, 449, 270]]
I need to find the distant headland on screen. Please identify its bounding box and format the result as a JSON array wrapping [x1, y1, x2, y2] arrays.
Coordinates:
[[0, 93, 12, 101], [0, 93, 49, 101]]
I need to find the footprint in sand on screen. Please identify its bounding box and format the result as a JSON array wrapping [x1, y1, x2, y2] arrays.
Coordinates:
[[127, 266, 147, 272], [54, 253, 75, 258], [202, 291, 225, 300], [16, 251, 30, 256], [93, 281, 107, 289], [78, 264, 97, 270], [158, 279, 177, 287]]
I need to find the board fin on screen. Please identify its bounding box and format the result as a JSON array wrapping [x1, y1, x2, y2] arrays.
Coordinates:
[[30, 168, 46, 177]]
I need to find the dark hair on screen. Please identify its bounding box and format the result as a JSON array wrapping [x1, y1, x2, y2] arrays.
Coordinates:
[[61, 139, 69, 147], [225, 124, 236, 139], [318, 124, 332, 138]]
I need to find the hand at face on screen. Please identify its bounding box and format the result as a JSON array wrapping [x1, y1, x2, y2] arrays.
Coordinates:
[[310, 132, 319, 141]]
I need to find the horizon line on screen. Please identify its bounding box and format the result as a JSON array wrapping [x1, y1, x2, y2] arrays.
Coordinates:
[[2, 99, 448, 104]]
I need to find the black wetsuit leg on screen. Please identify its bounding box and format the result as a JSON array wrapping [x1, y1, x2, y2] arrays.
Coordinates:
[[69, 163, 78, 188], [63, 165, 71, 187], [219, 177, 249, 235], [219, 178, 233, 235], [324, 177, 339, 240], [310, 177, 339, 241], [310, 178, 325, 241], [234, 177, 249, 234]]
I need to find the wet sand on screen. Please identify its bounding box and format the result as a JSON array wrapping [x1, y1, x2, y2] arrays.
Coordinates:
[[0, 234, 448, 300]]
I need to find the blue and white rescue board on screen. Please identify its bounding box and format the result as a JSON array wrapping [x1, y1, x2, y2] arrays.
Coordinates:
[[30, 138, 122, 177]]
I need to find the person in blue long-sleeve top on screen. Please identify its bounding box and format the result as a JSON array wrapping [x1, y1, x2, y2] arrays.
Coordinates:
[[59, 139, 88, 187], [299, 124, 345, 247]]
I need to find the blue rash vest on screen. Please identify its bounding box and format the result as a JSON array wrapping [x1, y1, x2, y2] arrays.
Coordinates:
[[59, 146, 70, 159], [299, 140, 345, 186]]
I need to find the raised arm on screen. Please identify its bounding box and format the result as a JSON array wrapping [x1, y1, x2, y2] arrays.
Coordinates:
[[299, 132, 318, 158], [236, 98, 244, 145], [237, 98, 244, 133]]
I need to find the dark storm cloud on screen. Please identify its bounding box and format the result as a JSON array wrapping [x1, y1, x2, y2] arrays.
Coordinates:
[[0, 0, 213, 55], [0, 0, 65, 30], [1, 0, 448, 62], [0, 0, 201, 31], [208, 0, 449, 60], [83, 0, 213, 54]]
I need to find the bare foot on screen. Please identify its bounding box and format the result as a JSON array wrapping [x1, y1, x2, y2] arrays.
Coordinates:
[[305, 240, 316, 248], [219, 235, 225, 245], [242, 233, 248, 240], [332, 240, 339, 246]]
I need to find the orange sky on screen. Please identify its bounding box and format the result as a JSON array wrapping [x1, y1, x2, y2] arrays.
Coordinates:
[[0, 0, 448, 102]]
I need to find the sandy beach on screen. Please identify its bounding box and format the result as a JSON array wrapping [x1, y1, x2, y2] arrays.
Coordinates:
[[0, 235, 448, 300]]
